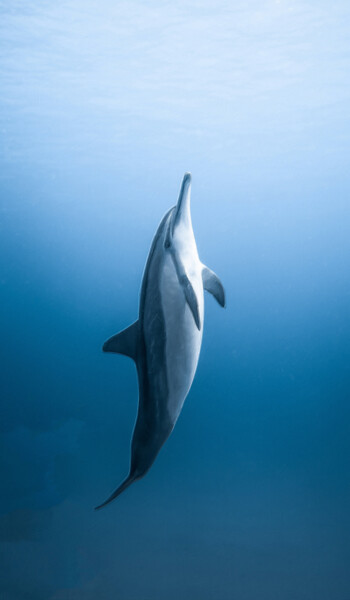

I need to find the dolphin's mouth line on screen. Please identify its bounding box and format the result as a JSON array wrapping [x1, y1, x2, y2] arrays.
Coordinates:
[[172, 172, 191, 234]]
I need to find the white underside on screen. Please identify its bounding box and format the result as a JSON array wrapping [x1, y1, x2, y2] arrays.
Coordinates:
[[160, 251, 204, 423]]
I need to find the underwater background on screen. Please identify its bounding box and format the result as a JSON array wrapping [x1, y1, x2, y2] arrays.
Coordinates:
[[1, 1, 349, 598]]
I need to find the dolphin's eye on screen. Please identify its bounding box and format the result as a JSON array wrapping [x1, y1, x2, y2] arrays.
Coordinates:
[[164, 228, 172, 249]]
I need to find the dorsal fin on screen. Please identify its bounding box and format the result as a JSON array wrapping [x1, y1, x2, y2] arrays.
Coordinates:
[[102, 320, 139, 361], [202, 266, 226, 307]]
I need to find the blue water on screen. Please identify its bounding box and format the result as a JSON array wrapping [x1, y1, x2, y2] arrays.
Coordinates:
[[1, 1, 350, 598]]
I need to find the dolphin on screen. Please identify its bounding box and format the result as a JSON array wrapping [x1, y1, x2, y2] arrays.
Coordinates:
[[95, 173, 225, 509]]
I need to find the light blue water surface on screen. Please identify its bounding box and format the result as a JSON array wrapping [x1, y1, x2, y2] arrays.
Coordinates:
[[0, 1, 349, 598]]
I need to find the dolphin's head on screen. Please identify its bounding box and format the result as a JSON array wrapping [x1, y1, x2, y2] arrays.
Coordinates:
[[172, 172, 192, 233], [165, 173, 193, 250]]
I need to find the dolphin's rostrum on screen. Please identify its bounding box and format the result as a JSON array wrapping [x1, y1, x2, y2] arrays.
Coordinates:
[[96, 173, 225, 509]]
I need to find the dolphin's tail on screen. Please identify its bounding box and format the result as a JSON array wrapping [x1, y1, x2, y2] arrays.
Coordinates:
[[94, 473, 136, 510]]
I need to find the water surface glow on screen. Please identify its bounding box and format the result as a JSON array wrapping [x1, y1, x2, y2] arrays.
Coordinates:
[[1, 1, 349, 598]]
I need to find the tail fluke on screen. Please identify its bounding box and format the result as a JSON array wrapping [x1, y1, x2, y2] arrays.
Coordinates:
[[94, 473, 136, 510]]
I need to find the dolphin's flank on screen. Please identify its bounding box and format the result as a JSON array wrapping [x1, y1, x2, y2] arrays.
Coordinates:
[[95, 173, 225, 509]]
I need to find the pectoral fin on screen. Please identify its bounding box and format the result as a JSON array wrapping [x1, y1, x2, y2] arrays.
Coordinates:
[[103, 320, 139, 361], [181, 274, 201, 330], [170, 249, 201, 330], [202, 266, 226, 307]]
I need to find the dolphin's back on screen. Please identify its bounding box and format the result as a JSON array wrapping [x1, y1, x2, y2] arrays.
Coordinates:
[[128, 210, 175, 477], [138, 209, 173, 407]]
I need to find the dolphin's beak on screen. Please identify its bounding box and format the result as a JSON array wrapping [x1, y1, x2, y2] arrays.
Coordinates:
[[172, 172, 192, 233]]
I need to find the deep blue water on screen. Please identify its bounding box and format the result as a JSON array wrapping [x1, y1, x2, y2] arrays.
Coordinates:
[[1, 1, 350, 598]]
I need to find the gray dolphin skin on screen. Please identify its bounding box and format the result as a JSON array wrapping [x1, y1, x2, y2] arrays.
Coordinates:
[[95, 173, 225, 509]]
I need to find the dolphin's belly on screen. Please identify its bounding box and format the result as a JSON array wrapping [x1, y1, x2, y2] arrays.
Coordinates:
[[160, 252, 203, 422]]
